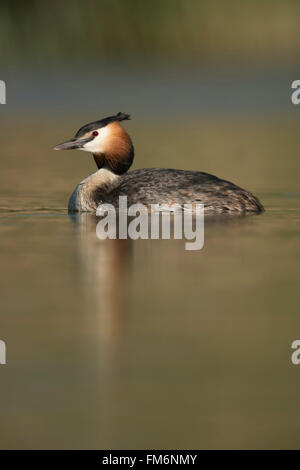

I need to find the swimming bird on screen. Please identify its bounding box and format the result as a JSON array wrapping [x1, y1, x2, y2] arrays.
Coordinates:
[[53, 112, 264, 214]]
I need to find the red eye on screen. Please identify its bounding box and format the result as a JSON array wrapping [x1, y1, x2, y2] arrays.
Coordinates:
[[92, 131, 98, 136]]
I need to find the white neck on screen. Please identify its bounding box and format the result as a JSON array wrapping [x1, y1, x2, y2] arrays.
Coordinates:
[[68, 168, 120, 212], [81, 167, 119, 187]]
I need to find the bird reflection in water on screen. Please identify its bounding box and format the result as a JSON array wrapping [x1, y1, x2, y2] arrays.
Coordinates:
[[70, 212, 132, 368]]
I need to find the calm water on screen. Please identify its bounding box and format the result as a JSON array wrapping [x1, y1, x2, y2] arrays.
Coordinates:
[[0, 107, 300, 448]]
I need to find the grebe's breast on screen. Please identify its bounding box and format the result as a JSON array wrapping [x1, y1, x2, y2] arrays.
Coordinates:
[[95, 168, 264, 214]]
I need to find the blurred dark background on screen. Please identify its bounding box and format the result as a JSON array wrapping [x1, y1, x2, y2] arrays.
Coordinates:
[[1, 0, 300, 68]]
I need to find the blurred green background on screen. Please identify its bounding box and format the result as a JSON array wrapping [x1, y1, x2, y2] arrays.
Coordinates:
[[1, 0, 300, 450], [1, 0, 300, 67]]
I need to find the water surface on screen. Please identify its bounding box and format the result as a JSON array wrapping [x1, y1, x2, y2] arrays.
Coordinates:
[[0, 115, 300, 449]]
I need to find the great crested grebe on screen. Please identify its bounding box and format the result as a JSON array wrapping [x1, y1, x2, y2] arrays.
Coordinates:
[[53, 112, 264, 214]]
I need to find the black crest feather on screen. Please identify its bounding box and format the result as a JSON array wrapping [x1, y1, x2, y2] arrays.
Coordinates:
[[75, 112, 131, 138]]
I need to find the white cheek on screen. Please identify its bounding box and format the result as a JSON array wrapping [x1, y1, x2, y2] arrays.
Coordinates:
[[81, 127, 110, 153]]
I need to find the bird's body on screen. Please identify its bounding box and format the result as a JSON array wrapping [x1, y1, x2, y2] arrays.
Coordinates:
[[68, 167, 263, 214], [54, 112, 264, 215]]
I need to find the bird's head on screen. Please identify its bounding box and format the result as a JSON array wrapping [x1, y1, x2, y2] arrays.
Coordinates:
[[53, 112, 134, 174]]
